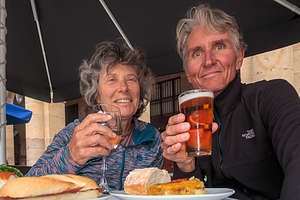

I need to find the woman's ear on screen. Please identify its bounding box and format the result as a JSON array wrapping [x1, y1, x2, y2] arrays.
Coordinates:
[[96, 94, 101, 104]]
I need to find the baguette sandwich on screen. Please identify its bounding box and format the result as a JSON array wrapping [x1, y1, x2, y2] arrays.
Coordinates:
[[0, 174, 101, 200], [0, 165, 23, 189], [0, 172, 18, 190]]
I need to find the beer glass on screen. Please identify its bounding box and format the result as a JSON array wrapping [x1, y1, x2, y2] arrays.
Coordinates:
[[178, 89, 214, 157], [93, 104, 122, 193]]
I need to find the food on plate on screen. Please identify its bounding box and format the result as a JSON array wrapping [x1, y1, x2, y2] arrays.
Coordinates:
[[124, 168, 206, 196], [124, 167, 171, 195], [0, 174, 101, 200], [147, 177, 206, 195], [0, 165, 23, 177], [0, 172, 18, 190], [0, 165, 23, 189]]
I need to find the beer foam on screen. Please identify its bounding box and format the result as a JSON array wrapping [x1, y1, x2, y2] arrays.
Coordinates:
[[179, 91, 213, 105]]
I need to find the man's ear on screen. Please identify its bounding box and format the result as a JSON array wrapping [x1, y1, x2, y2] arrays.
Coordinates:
[[236, 49, 245, 70], [186, 73, 192, 83], [185, 68, 192, 83]]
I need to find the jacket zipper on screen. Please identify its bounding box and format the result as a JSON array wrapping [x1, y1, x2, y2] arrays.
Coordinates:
[[217, 122, 223, 170], [119, 146, 126, 190], [214, 110, 223, 170]]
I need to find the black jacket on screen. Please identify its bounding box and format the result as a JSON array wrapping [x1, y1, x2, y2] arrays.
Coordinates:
[[173, 75, 300, 200]]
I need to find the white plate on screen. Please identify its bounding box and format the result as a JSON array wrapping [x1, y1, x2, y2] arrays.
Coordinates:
[[110, 188, 235, 200], [92, 194, 111, 200]]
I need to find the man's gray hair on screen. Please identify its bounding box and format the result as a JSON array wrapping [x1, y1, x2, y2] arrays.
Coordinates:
[[176, 3, 247, 70]]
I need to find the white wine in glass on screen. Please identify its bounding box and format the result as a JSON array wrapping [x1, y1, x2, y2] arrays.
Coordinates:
[[93, 104, 122, 193]]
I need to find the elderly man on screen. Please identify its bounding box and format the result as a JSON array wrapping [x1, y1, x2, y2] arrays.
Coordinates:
[[161, 4, 300, 200]]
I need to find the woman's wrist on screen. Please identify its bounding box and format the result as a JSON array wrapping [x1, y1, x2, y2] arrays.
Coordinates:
[[176, 157, 195, 172]]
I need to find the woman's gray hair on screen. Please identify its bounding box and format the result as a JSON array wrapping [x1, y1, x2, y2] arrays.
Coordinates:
[[79, 40, 154, 119], [176, 3, 247, 70]]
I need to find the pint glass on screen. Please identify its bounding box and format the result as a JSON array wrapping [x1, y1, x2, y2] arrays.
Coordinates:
[[178, 89, 214, 157]]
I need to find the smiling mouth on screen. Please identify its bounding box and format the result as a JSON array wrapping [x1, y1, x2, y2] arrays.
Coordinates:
[[201, 71, 220, 78], [115, 99, 132, 103]]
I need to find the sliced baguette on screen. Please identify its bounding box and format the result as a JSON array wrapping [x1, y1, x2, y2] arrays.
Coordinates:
[[124, 167, 171, 195]]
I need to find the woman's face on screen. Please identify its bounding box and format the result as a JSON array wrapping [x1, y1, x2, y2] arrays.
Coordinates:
[[97, 64, 140, 121]]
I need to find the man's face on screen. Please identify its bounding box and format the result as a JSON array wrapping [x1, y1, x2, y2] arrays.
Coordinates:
[[185, 25, 244, 96]]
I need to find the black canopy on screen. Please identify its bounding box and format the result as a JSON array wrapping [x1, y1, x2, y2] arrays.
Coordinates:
[[6, 0, 300, 102]]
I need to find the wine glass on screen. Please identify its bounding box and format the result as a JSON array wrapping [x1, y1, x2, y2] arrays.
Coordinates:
[[93, 104, 122, 193]]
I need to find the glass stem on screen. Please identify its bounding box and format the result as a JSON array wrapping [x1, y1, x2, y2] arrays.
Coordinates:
[[102, 156, 106, 178]]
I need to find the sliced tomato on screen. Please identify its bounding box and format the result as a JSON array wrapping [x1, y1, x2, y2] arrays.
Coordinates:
[[171, 178, 188, 183]]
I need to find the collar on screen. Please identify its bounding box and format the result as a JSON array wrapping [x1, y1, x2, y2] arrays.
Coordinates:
[[214, 74, 242, 117], [131, 119, 156, 145]]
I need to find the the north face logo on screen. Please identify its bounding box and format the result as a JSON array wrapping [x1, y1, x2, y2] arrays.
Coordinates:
[[241, 129, 255, 139]]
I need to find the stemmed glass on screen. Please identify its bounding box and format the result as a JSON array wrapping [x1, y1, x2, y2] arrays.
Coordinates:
[[94, 104, 122, 193]]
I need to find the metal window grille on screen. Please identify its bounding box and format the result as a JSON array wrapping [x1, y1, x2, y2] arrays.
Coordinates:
[[150, 77, 181, 117]]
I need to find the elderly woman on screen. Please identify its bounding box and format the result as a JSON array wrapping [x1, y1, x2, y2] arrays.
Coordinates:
[[26, 41, 162, 190]]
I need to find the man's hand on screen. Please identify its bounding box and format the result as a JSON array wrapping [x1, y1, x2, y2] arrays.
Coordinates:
[[68, 113, 116, 165], [161, 113, 218, 172]]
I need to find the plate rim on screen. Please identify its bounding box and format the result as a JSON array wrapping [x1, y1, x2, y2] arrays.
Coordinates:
[[110, 188, 235, 198]]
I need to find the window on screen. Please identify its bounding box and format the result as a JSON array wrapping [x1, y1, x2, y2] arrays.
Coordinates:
[[150, 77, 181, 173], [151, 77, 181, 117], [150, 77, 181, 133]]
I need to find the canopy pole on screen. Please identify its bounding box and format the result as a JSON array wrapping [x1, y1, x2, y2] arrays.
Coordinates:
[[0, 0, 7, 165], [30, 0, 54, 103], [98, 0, 134, 50], [274, 0, 300, 15]]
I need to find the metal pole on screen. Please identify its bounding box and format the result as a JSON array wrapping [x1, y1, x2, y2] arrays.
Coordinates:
[[0, 0, 7, 165], [98, 0, 134, 50], [274, 0, 300, 15], [30, 0, 54, 102]]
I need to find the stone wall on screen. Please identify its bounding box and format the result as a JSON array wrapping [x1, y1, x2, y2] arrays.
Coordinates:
[[25, 97, 65, 166], [241, 43, 300, 92], [6, 92, 15, 164]]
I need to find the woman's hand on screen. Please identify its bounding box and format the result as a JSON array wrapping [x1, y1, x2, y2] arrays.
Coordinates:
[[161, 113, 218, 172], [68, 113, 116, 165]]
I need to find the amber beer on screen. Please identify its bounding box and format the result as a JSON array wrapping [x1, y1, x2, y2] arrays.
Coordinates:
[[179, 89, 214, 157]]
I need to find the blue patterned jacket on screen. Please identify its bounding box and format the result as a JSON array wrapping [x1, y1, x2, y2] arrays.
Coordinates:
[[26, 118, 162, 190]]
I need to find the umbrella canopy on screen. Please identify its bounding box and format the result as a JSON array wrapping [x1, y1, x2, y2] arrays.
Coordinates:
[[6, 102, 32, 125], [5, 0, 300, 103]]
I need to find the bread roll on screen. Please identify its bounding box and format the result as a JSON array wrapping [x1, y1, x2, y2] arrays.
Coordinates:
[[124, 167, 171, 195], [0, 174, 100, 200]]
